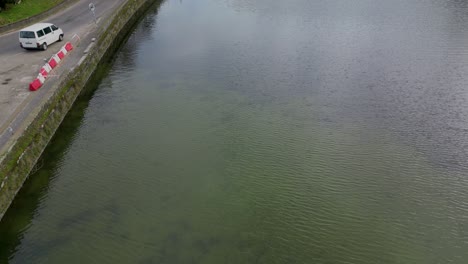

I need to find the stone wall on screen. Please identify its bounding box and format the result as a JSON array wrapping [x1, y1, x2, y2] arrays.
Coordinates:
[[0, 0, 162, 221]]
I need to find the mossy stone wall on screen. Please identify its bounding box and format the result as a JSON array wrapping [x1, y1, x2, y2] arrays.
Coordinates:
[[0, 0, 160, 221]]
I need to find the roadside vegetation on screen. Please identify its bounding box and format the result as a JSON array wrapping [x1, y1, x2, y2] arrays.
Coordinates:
[[0, 0, 63, 26]]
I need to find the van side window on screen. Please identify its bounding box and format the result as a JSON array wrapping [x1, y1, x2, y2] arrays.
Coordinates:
[[51, 25, 59, 31], [37, 30, 45, 38], [43, 27, 52, 34]]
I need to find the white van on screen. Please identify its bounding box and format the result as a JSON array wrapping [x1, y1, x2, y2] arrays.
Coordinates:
[[19, 23, 64, 50]]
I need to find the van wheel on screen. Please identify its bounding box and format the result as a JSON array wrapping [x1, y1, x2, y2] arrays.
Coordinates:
[[42, 43, 47, 50], [59, 34, 64, 41]]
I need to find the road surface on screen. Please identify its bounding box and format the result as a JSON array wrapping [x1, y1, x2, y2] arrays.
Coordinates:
[[0, 0, 127, 153]]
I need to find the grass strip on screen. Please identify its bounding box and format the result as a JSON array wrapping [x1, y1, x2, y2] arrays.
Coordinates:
[[0, 0, 63, 26]]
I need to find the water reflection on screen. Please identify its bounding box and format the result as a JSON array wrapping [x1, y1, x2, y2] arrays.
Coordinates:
[[1, 0, 468, 263], [222, 0, 468, 170]]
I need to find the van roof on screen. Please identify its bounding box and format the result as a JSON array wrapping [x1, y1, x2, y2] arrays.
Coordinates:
[[20, 23, 54, 32]]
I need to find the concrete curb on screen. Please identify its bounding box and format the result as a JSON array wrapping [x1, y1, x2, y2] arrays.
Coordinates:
[[0, 0, 79, 35]]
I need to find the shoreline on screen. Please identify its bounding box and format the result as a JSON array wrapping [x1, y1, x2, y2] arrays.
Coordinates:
[[0, 0, 162, 221]]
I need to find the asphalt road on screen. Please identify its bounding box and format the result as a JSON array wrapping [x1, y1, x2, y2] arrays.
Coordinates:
[[0, 0, 128, 155], [0, 0, 126, 55]]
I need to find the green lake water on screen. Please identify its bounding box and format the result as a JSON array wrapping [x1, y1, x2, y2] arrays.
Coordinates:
[[1, 0, 468, 263]]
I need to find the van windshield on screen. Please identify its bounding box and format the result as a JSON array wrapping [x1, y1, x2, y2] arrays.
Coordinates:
[[20, 31, 35, 38]]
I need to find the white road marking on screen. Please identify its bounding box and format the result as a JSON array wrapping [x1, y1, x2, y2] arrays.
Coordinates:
[[20, 77, 34, 83]]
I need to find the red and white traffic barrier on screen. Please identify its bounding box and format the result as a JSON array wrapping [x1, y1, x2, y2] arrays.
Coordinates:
[[29, 42, 74, 91], [65, 42, 73, 52], [29, 79, 43, 91], [29, 72, 47, 91], [48, 54, 60, 69], [40, 63, 52, 78]]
